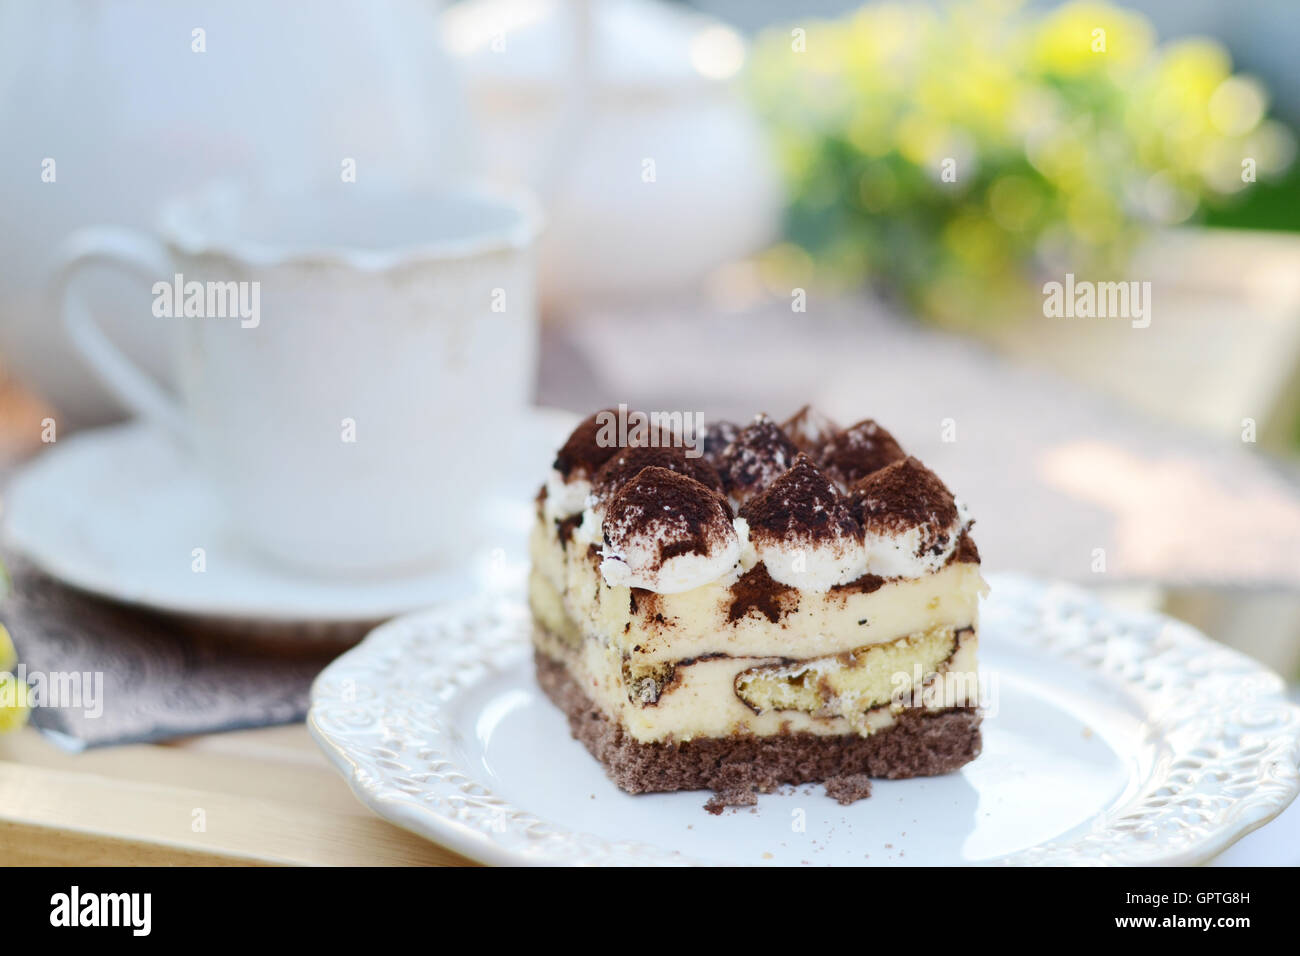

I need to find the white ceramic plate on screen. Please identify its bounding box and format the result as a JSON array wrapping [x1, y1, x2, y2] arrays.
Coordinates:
[[309, 574, 1300, 865], [2, 409, 575, 625]]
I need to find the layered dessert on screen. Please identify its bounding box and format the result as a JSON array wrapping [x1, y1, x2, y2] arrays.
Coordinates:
[[530, 406, 985, 811]]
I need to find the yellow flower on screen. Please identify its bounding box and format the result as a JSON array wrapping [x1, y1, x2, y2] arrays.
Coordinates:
[[0, 624, 16, 674], [0, 625, 30, 734], [1033, 1, 1155, 76], [0, 674, 31, 733]]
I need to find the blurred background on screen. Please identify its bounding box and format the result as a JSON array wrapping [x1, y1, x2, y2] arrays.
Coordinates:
[[1, 0, 1298, 682]]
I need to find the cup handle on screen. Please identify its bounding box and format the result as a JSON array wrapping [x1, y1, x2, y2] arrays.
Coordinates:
[[50, 226, 188, 437]]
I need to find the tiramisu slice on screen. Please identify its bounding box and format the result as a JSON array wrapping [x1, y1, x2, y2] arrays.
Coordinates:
[[530, 407, 985, 811]]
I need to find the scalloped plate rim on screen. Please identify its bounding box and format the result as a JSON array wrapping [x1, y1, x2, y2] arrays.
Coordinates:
[[308, 573, 1300, 866]]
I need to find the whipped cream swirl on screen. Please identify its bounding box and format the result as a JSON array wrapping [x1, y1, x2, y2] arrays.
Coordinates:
[[739, 454, 867, 589], [597, 467, 746, 594], [852, 457, 970, 578]]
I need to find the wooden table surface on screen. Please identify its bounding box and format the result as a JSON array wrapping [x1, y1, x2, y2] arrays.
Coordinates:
[[0, 722, 472, 866]]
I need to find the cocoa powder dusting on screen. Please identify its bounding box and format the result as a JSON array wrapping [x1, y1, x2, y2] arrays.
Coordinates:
[[553, 409, 621, 479], [781, 405, 840, 456], [592, 445, 724, 502], [719, 415, 799, 502], [555, 513, 582, 548], [952, 530, 980, 564], [738, 453, 861, 545], [728, 564, 798, 623], [850, 456, 958, 534], [700, 420, 741, 467], [604, 467, 734, 567], [820, 419, 906, 487]]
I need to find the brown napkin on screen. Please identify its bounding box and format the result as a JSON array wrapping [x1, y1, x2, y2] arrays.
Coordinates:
[[0, 556, 359, 749]]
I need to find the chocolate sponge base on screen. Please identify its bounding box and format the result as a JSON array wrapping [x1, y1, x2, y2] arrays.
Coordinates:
[[534, 650, 981, 813]]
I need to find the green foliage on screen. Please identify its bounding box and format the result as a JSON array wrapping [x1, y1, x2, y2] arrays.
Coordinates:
[[749, 0, 1296, 326]]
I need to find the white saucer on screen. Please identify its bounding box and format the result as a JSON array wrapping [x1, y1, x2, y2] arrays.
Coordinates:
[[3, 409, 576, 625], [309, 574, 1300, 866]]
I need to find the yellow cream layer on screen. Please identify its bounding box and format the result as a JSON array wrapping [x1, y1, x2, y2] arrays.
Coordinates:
[[531, 565, 980, 743], [529, 515, 985, 665], [534, 608, 979, 743]]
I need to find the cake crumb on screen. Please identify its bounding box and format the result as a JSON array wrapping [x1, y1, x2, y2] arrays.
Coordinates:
[[824, 773, 873, 805], [705, 786, 758, 814]]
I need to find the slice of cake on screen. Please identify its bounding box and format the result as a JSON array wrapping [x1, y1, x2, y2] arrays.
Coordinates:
[[530, 406, 985, 811]]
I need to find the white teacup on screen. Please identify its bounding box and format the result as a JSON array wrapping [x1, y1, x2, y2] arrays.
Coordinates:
[[52, 183, 541, 577]]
